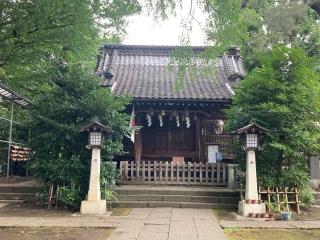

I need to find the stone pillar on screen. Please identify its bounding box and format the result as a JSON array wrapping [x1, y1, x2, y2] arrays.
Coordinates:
[[87, 148, 101, 201], [238, 149, 266, 217], [80, 148, 106, 215], [245, 150, 258, 200]]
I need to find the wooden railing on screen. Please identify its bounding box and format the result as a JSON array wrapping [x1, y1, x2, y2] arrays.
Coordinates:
[[119, 161, 229, 186]]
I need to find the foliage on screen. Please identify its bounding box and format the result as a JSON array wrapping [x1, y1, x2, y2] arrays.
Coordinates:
[[151, 0, 320, 81], [0, 0, 141, 209], [58, 183, 83, 210], [34, 184, 50, 205], [29, 61, 130, 209], [0, 0, 140, 91], [225, 46, 320, 194], [265, 201, 279, 213], [100, 161, 119, 208], [300, 187, 315, 207]]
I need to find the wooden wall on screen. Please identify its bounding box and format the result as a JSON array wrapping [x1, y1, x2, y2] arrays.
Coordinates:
[[118, 100, 234, 163]]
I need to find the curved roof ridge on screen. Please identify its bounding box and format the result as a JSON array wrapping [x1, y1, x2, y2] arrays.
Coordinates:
[[96, 44, 245, 101]]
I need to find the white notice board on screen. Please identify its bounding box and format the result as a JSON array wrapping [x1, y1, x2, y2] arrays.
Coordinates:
[[208, 145, 219, 163]]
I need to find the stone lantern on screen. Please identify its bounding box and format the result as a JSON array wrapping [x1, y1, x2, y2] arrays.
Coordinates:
[[233, 123, 269, 217], [80, 120, 112, 215]]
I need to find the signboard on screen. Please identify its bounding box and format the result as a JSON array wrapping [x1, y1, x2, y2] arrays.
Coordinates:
[[208, 145, 219, 163]]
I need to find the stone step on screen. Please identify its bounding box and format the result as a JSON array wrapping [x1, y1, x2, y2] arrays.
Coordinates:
[[116, 194, 239, 204], [111, 200, 237, 209], [115, 188, 239, 198], [0, 199, 26, 204], [0, 185, 40, 193], [0, 193, 36, 201]]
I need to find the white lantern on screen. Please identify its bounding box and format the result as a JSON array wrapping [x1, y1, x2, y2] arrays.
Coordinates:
[[81, 120, 112, 149], [246, 133, 258, 149], [233, 123, 269, 150], [89, 131, 102, 146]]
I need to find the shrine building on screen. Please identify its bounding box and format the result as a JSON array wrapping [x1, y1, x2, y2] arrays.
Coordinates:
[[96, 45, 245, 165]]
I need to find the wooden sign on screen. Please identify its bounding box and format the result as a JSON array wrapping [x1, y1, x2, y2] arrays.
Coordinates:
[[10, 145, 30, 161]]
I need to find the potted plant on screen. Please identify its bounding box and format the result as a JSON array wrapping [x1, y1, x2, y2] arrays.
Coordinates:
[[265, 202, 277, 218], [280, 203, 291, 221]]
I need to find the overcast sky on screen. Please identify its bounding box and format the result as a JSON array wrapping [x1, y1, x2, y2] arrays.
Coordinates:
[[123, 1, 208, 46]]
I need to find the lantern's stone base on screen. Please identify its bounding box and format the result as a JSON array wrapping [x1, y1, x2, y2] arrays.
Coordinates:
[[80, 200, 106, 215], [238, 200, 266, 217]]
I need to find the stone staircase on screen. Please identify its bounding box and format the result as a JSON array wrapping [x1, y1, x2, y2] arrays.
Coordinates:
[[0, 180, 38, 203], [111, 185, 240, 209]]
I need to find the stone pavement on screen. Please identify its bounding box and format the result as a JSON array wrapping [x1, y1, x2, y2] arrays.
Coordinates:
[[107, 208, 227, 240], [0, 208, 227, 240], [219, 220, 320, 229], [1, 206, 320, 239]]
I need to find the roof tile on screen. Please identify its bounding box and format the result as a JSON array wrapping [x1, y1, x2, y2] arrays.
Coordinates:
[[96, 45, 245, 101]]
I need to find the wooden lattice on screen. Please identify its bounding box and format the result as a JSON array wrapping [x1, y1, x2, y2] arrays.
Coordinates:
[[258, 186, 301, 214]]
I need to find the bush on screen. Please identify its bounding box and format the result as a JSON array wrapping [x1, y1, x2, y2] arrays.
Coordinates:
[[100, 161, 119, 208], [101, 161, 119, 188], [300, 187, 315, 207], [58, 183, 83, 210]]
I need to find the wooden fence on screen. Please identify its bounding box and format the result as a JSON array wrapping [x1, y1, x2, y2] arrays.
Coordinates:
[[119, 161, 229, 186], [258, 187, 301, 214]]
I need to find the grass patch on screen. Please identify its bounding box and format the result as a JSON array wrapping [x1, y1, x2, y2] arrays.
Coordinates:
[[224, 228, 320, 240], [0, 227, 114, 240]]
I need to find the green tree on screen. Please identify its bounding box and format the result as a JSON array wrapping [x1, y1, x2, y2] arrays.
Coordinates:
[[0, 0, 140, 207], [0, 0, 140, 94], [147, 1, 320, 65], [226, 46, 320, 191], [29, 61, 131, 208]]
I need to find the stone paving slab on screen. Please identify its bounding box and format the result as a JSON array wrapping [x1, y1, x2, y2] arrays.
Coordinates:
[[142, 224, 170, 233], [107, 208, 228, 240], [138, 232, 168, 240], [219, 220, 320, 229]]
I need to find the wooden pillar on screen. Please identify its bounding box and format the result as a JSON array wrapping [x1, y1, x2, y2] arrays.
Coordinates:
[[134, 115, 142, 163], [135, 131, 142, 162], [195, 114, 201, 162], [199, 117, 205, 162]]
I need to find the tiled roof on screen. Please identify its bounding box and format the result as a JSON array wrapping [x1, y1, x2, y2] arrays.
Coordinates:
[[96, 45, 245, 101]]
